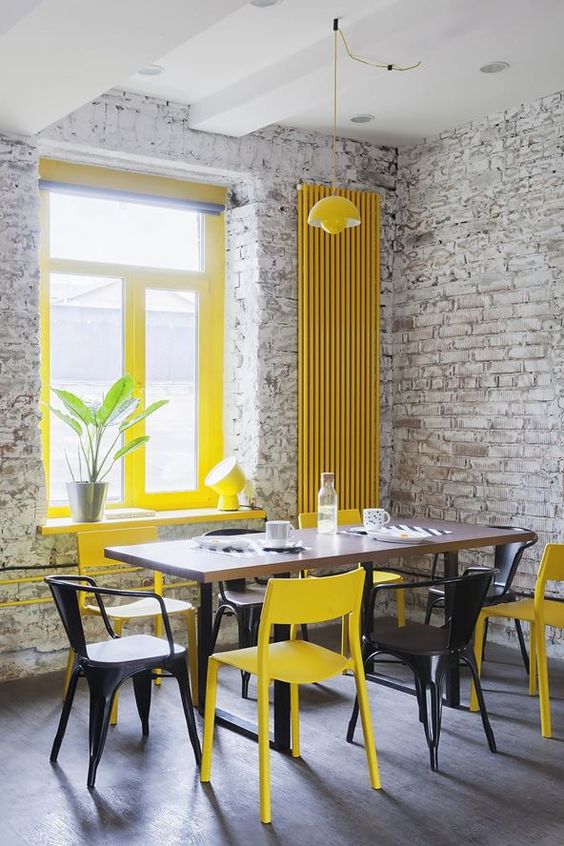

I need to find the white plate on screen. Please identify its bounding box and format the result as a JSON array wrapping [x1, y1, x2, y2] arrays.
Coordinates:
[[367, 529, 429, 544], [192, 536, 255, 551]]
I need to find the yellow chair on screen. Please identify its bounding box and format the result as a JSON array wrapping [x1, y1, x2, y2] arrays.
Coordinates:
[[63, 527, 198, 723], [470, 543, 564, 737], [201, 568, 380, 824], [298, 509, 405, 627]]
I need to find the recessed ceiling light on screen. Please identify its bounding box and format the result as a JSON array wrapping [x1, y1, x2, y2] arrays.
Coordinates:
[[249, 0, 283, 7], [138, 64, 165, 76], [350, 114, 375, 124], [480, 61, 510, 74]]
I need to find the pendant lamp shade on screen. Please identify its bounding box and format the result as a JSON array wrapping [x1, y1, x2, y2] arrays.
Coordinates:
[[307, 194, 361, 235]]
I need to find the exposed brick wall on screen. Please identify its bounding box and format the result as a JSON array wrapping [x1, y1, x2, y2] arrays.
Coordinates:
[[392, 91, 564, 654], [0, 91, 397, 678]]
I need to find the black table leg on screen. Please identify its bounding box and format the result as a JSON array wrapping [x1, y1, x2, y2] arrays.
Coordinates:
[[444, 550, 460, 706], [361, 561, 375, 635], [273, 623, 291, 752], [197, 582, 213, 713]]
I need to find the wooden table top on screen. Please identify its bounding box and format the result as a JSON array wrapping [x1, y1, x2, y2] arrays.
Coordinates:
[[104, 518, 536, 584]]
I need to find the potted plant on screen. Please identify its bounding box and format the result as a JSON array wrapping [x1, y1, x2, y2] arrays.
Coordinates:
[[46, 374, 168, 522]]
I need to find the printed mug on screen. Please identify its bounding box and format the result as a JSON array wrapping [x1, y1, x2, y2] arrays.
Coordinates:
[[362, 508, 391, 531], [265, 520, 295, 549]]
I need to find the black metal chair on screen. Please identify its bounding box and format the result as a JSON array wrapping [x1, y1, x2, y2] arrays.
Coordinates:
[[347, 569, 498, 771], [424, 527, 538, 671], [46, 575, 201, 788]]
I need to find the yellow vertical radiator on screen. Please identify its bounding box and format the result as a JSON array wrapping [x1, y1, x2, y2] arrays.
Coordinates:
[[298, 184, 380, 514]]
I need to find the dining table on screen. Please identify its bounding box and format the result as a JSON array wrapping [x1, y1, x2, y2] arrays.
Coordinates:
[[105, 518, 536, 753]]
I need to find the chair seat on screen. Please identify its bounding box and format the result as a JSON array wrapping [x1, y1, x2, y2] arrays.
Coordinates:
[[212, 639, 350, 684], [222, 587, 267, 607], [369, 620, 450, 656], [482, 598, 564, 627], [86, 596, 193, 619], [87, 634, 185, 666], [373, 571, 403, 585]]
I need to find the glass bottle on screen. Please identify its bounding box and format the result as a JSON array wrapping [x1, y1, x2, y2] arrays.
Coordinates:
[[317, 472, 338, 534]]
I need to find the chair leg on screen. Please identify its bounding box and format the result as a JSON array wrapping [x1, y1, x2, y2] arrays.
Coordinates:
[[210, 605, 228, 653], [396, 588, 406, 628], [186, 609, 199, 705], [109, 620, 123, 725], [172, 657, 201, 766], [290, 684, 300, 758], [51, 666, 80, 762], [351, 662, 381, 790], [154, 613, 163, 686], [257, 675, 272, 824], [132, 670, 152, 737], [347, 695, 360, 743], [86, 675, 118, 788], [62, 649, 75, 699], [462, 651, 496, 753], [514, 618, 530, 675], [417, 669, 443, 771], [481, 617, 489, 662], [201, 658, 220, 781], [469, 611, 487, 712], [536, 623, 552, 738], [529, 621, 537, 696]]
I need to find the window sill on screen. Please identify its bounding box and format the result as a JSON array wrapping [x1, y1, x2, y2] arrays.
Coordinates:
[[38, 507, 266, 536]]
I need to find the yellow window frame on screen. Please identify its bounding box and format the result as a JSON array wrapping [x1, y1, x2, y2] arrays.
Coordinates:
[[39, 160, 225, 516]]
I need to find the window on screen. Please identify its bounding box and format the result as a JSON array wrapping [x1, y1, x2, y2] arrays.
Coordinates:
[[40, 161, 225, 515]]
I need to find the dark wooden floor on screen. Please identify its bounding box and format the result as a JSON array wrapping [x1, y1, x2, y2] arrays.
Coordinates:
[[1, 632, 563, 846]]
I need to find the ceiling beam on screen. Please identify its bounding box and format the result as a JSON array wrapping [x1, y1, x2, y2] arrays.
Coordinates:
[[0, 0, 248, 135]]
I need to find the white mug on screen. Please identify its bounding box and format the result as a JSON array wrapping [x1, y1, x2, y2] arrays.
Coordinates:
[[265, 520, 295, 549], [363, 508, 391, 531]]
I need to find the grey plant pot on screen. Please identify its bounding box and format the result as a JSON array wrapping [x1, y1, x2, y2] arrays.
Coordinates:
[[66, 482, 109, 522]]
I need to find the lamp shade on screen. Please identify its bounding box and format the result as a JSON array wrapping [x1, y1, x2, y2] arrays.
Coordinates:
[[205, 456, 246, 511], [307, 195, 361, 235]]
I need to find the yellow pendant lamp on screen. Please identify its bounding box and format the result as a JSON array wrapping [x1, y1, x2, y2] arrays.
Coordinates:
[[308, 20, 359, 236], [308, 19, 421, 236]]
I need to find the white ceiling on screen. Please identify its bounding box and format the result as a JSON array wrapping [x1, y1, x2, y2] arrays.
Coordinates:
[[0, 0, 563, 145]]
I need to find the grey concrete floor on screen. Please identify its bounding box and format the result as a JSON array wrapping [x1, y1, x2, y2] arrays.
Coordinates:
[[1, 631, 563, 846]]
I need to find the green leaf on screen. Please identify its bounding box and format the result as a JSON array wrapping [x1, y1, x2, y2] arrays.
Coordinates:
[[119, 399, 169, 432], [96, 375, 134, 425], [46, 404, 83, 436], [113, 436, 150, 461], [51, 388, 95, 425], [105, 397, 139, 427]]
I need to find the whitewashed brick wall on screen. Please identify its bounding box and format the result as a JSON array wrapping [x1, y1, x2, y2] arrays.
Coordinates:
[[0, 91, 396, 678], [392, 90, 564, 654]]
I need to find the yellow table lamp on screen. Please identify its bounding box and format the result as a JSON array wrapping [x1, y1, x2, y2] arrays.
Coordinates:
[[205, 457, 246, 511]]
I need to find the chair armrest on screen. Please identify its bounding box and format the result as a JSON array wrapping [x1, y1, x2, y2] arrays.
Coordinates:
[[46, 576, 176, 659]]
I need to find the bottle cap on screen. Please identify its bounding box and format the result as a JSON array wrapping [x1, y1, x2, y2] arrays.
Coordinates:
[[321, 472, 334, 485]]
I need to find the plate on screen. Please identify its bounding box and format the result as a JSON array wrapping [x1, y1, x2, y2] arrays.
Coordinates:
[[192, 535, 255, 551], [367, 529, 429, 544]]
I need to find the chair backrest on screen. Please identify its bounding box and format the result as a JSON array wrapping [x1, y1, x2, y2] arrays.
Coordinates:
[[490, 526, 538, 595], [204, 528, 263, 592], [534, 544, 564, 613], [77, 526, 158, 570], [46, 576, 98, 658], [257, 568, 365, 665], [298, 509, 361, 529], [444, 569, 496, 649]]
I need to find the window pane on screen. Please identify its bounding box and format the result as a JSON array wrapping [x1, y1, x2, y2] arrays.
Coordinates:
[[49, 274, 124, 504], [49, 192, 202, 271], [145, 289, 198, 493]]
